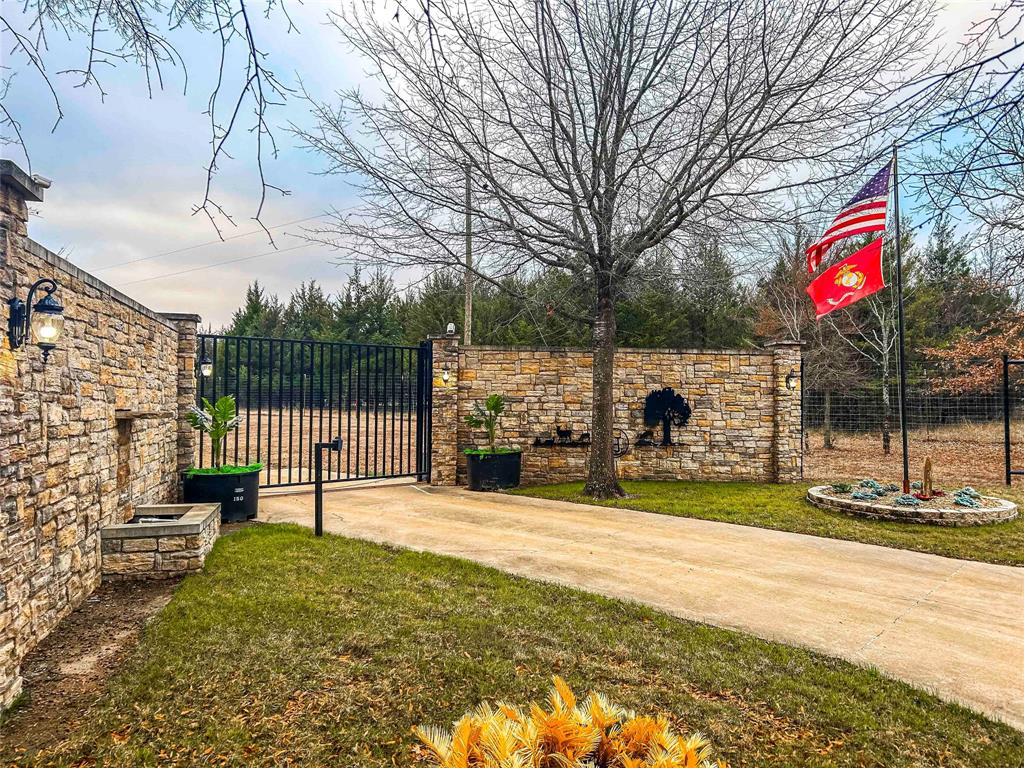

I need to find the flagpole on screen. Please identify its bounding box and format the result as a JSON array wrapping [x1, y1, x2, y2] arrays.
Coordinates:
[[892, 143, 911, 493]]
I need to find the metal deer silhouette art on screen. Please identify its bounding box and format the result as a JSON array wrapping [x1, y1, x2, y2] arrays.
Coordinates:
[[643, 387, 693, 446]]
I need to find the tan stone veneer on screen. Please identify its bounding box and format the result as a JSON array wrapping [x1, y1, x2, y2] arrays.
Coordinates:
[[428, 337, 803, 488], [0, 162, 200, 710]]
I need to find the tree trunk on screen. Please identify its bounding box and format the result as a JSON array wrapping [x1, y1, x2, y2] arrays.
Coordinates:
[[881, 352, 892, 456], [823, 388, 833, 449], [584, 276, 625, 498]]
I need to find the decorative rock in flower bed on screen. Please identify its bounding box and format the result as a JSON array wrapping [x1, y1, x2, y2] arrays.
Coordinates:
[[807, 484, 1018, 526]]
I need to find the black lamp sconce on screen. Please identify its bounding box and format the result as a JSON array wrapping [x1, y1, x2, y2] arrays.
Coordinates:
[[7, 278, 65, 362], [197, 337, 213, 378], [785, 368, 799, 391]]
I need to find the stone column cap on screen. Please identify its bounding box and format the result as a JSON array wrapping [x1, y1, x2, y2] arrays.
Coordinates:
[[160, 312, 203, 323], [764, 339, 805, 349], [427, 334, 459, 341], [0, 160, 47, 202]]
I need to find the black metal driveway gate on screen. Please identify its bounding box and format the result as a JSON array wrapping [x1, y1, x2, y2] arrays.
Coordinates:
[[195, 334, 432, 488]]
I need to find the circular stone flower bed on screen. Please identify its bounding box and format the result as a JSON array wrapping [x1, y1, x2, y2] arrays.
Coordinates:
[[807, 484, 1018, 526]]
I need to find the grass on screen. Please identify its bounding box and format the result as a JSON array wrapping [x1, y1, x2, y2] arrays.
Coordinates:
[[11, 525, 1022, 767], [185, 462, 264, 476], [513, 481, 1024, 566]]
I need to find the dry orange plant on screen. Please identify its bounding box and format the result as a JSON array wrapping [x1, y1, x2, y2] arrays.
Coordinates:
[[414, 677, 728, 768]]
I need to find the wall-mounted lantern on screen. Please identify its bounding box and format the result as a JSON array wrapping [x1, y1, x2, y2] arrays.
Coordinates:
[[785, 368, 799, 391], [199, 352, 213, 378], [7, 278, 65, 361], [441, 366, 451, 383]]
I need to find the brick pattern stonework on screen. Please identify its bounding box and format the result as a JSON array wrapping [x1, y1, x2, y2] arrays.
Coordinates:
[[0, 164, 199, 710], [429, 336, 461, 486], [432, 342, 802, 488], [161, 313, 201, 494]]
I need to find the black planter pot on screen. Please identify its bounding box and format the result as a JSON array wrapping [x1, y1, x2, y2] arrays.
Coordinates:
[[465, 451, 522, 491], [182, 468, 261, 522]]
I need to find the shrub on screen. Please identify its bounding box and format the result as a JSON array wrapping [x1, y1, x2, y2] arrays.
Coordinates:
[[414, 677, 729, 768]]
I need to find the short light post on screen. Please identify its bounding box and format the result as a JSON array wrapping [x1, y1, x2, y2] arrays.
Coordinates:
[[314, 436, 343, 536]]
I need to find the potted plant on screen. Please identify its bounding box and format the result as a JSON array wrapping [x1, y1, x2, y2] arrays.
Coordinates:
[[183, 395, 263, 522], [464, 394, 522, 491]]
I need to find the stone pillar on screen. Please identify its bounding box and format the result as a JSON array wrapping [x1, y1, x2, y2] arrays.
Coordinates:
[[160, 313, 201, 500], [767, 340, 804, 483], [0, 161, 46, 712], [429, 335, 460, 486]]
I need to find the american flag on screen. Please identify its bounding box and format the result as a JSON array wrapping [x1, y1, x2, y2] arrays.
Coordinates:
[[807, 161, 891, 273]]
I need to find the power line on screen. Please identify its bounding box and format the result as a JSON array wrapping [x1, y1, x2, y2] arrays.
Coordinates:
[[119, 242, 316, 286], [88, 214, 329, 274]]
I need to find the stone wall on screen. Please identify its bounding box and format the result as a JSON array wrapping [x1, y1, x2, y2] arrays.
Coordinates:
[[431, 339, 802, 487], [0, 162, 198, 710]]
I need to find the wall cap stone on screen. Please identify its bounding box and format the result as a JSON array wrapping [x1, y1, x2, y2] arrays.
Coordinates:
[[464, 344, 770, 355], [100, 503, 221, 538], [24, 238, 177, 331], [160, 312, 203, 323], [764, 339, 805, 349], [0, 159, 46, 202]]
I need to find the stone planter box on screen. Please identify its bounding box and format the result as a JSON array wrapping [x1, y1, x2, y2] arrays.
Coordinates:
[[101, 503, 221, 580]]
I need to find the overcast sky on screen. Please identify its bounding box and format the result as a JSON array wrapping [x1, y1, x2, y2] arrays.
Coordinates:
[[2, 1, 989, 329]]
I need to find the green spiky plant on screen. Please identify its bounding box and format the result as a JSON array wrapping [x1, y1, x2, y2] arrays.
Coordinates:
[[186, 395, 262, 474], [464, 394, 518, 455]]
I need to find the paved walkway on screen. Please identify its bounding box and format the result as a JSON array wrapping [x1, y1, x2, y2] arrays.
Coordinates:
[[260, 482, 1024, 729]]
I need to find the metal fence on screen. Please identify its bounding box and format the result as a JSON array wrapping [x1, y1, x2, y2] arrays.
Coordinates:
[[195, 335, 433, 487], [802, 359, 1021, 487]]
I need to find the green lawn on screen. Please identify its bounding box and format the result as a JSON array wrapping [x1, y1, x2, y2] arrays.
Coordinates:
[[513, 481, 1024, 566], [11, 525, 1022, 767]]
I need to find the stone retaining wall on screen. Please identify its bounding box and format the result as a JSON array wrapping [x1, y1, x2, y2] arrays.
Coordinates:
[[430, 337, 802, 487], [0, 162, 199, 710], [806, 486, 1018, 526]]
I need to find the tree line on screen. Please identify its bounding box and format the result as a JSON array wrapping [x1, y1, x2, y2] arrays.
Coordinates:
[[223, 212, 1015, 457], [223, 240, 757, 351]]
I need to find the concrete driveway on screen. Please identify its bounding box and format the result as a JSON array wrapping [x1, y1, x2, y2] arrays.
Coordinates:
[[259, 481, 1024, 729]]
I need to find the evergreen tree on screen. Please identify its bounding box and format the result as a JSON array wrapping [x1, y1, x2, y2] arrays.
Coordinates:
[[283, 281, 335, 340], [226, 281, 283, 337]]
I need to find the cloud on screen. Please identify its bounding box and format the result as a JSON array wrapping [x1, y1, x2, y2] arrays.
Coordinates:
[[4, 1, 1002, 328]]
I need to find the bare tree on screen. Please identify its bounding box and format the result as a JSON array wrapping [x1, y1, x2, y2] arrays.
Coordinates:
[[298, 0, 937, 497], [1, 0, 295, 236]]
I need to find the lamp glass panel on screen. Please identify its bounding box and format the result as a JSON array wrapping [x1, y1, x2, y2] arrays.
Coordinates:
[[31, 313, 64, 344], [200, 362, 214, 377]]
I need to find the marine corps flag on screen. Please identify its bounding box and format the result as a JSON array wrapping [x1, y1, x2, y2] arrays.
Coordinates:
[[806, 237, 885, 319]]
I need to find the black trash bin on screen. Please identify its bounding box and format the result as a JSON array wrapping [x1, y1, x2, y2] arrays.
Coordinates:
[[183, 468, 261, 522]]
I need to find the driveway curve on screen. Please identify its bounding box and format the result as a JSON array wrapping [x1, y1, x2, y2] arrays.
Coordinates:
[[260, 482, 1024, 729]]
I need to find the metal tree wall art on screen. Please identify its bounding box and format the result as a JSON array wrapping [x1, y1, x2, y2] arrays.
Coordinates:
[[643, 388, 693, 446]]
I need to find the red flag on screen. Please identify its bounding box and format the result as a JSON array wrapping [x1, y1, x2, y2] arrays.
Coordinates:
[[806, 238, 886, 319]]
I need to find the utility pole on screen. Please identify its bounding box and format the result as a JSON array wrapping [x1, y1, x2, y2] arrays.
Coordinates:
[[464, 163, 473, 346]]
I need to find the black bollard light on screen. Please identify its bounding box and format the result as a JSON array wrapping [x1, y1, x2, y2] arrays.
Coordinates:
[[314, 437, 343, 536]]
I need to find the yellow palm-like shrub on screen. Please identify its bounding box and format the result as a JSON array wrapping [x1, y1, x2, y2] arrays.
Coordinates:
[[414, 677, 729, 768]]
